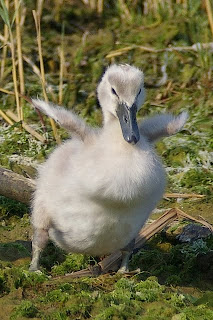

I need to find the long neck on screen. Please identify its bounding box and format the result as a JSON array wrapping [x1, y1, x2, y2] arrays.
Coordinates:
[[102, 109, 116, 127], [101, 113, 130, 149]]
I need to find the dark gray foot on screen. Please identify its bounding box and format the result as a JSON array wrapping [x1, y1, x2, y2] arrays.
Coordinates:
[[117, 239, 135, 274]]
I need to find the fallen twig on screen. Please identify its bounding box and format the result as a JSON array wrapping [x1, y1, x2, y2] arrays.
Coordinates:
[[0, 87, 17, 95], [164, 193, 205, 199], [0, 109, 14, 125], [205, 0, 213, 37], [6, 110, 46, 143], [176, 208, 213, 232], [0, 167, 35, 204], [106, 42, 213, 59], [0, 89, 47, 135]]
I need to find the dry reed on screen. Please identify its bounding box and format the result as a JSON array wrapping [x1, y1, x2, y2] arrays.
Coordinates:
[[0, 109, 14, 125], [205, 0, 213, 37], [6, 110, 46, 143], [32, 10, 61, 144], [4, 1, 22, 120], [14, 0, 25, 120], [36, 0, 44, 18], [0, 0, 9, 81], [58, 24, 65, 105], [118, 0, 131, 20], [97, 0, 104, 14]]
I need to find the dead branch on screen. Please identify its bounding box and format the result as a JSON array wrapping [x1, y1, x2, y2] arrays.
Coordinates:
[[0, 167, 35, 204], [164, 193, 205, 199]]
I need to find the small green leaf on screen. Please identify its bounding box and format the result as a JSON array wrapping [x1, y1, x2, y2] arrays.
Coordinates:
[[0, 7, 9, 27], [0, 0, 10, 28]]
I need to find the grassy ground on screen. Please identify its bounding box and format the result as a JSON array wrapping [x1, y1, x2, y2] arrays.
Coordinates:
[[0, 1, 213, 319]]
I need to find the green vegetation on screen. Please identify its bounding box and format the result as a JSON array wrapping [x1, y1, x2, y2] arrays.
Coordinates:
[[0, 1, 213, 319], [7, 276, 213, 319]]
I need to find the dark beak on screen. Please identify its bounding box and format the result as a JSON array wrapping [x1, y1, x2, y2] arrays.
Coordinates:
[[116, 102, 140, 144]]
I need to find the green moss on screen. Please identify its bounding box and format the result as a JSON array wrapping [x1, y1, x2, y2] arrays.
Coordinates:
[[130, 235, 213, 287], [180, 169, 213, 195], [0, 196, 28, 219], [141, 302, 176, 320], [59, 282, 74, 293], [181, 305, 213, 320], [41, 289, 69, 303], [38, 242, 65, 272], [0, 124, 45, 159], [0, 270, 8, 295], [0, 242, 30, 262], [134, 277, 164, 302], [194, 292, 213, 308], [9, 268, 48, 290], [50, 253, 91, 276], [43, 311, 68, 320], [11, 300, 38, 319]]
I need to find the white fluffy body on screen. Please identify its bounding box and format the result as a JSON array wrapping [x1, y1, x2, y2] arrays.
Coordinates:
[[31, 64, 187, 257]]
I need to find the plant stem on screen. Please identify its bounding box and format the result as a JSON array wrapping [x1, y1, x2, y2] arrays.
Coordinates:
[[58, 24, 65, 105], [205, 0, 213, 37], [97, 0, 103, 14], [36, 0, 44, 17], [9, 26, 21, 120], [33, 10, 61, 144], [0, 0, 9, 81], [14, 0, 25, 120]]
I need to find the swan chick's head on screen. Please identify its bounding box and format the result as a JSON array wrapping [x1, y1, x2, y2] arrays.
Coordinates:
[[97, 64, 145, 145]]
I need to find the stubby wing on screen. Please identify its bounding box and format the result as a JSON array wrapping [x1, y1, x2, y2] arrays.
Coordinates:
[[139, 112, 188, 143], [32, 99, 94, 141]]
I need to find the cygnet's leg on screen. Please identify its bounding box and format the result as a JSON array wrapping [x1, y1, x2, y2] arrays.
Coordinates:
[[117, 239, 135, 274], [29, 228, 49, 271]]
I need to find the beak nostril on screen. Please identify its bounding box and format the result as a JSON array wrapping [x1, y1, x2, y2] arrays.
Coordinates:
[[123, 116, 128, 123]]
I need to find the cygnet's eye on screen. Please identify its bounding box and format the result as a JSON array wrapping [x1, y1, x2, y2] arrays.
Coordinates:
[[111, 88, 118, 96]]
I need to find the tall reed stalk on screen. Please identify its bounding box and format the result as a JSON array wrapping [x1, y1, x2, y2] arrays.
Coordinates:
[[14, 0, 25, 120], [0, 0, 21, 120], [36, 0, 44, 18], [0, 0, 9, 81], [205, 0, 213, 37], [33, 10, 61, 144], [97, 0, 104, 14], [117, 0, 131, 20], [58, 23, 65, 105]]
